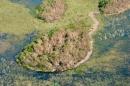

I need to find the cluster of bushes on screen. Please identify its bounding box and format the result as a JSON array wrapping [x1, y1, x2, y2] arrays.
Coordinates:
[[35, 0, 55, 20], [98, 0, 110, 13]]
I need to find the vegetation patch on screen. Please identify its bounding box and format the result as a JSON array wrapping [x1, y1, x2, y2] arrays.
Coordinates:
[[98, 0, 130, 15], [17, 29, 90, 72], [36, 0, 66, 22]]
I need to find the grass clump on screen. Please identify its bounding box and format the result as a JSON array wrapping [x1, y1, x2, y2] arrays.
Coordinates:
[[35, 0, 57, 21], [47, 28, 58, 38]]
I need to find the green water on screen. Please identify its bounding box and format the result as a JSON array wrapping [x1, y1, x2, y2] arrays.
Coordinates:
[[0, 5, 130, 86]]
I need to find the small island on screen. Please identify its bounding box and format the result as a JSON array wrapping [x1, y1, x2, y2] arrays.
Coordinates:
[[17, 29, 91, 72]]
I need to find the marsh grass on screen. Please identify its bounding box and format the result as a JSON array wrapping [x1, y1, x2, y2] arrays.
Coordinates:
[[70, 10, 130, 77], [0, 0, 98, 36]]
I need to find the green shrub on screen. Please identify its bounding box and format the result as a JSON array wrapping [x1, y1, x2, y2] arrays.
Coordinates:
[[98, 0, 110, 13]]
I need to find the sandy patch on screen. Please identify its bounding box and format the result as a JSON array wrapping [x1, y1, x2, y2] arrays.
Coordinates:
[[0, 41, 11, 53]]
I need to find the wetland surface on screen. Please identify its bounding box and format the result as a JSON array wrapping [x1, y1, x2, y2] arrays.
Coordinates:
[[0, 0, 130, 86]]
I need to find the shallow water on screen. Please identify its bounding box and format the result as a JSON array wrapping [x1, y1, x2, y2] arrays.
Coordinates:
[[1, 2, 130, 86], [0, 32, 38, 86], [10, 0, 43, 9]]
